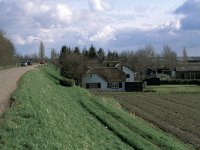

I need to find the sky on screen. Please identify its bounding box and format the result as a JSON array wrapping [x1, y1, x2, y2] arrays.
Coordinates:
[[0, 0, 200, 57]]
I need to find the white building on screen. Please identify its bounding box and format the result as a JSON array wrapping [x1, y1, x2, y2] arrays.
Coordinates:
[[122, 65, 135, 82], [82, 65, 136, 91]]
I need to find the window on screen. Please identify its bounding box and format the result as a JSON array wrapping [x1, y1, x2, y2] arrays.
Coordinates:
[[126, 74, 130, 78], [107, 82, 123, 89], [119, 83, 122, 88], [86, 83, 101, 89]]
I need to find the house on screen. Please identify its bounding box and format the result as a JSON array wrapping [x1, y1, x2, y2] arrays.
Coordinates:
[[157, 67, 176, 80], [82, 67, 126, 91], [82, 63, 138, 91], [141, 68, 160, 85], [175, 64, 200, 80], [115, 64, 142, 91], [115, 63, 135, 82], [142, 67, 157, 79]]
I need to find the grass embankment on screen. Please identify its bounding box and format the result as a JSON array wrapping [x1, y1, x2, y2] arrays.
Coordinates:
[[0, 65, 194, 149]]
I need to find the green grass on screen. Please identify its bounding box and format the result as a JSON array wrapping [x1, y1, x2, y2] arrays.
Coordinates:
[[0, 65, 194, 149], [147, 85, 200, 93], [0, 65, 131, 149]]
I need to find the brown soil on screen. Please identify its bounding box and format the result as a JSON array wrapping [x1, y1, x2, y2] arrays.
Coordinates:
[[93, 92, 200, 149]]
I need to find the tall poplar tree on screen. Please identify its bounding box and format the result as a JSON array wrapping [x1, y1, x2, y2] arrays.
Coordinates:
[[39, 41, 45, 61]]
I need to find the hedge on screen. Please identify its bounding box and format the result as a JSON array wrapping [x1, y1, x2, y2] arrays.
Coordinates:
[[59, 78, 74, 87], [160, 80, 200, 85]]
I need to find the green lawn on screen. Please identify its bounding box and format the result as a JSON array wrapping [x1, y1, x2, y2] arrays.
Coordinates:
[[146, 84, 200, 93], [0, 65, 194, 149]]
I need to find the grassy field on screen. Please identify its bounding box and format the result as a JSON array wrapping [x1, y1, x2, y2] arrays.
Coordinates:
[[94, 85, 200, 149], [0, 65, 194, 149], [146, 85, 200, 93]]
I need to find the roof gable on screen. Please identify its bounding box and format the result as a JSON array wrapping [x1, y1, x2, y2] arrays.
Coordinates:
[[122, 65, 134, 72]]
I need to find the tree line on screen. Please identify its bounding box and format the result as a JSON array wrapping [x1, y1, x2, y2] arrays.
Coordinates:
[[0, 30, 16, 67], [57, 44, 186, 85]]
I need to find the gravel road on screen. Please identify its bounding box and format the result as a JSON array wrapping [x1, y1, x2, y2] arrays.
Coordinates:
[[0, 66, 35, 117]]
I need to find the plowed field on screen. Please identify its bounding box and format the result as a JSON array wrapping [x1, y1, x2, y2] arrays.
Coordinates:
[[94, 92, 200, 149]]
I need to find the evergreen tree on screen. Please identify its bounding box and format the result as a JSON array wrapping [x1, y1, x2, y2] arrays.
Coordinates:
[[97, 47, 105, 58], [74, 46, 80, 55], [61, 45, 71, 54], [97, 47, 105, 62], [59, 45, 68, 66], [107, 50, 112, 60], [83, 50, 89, 58], [89, 44, 96, 58], [107, 50, 119, 61], [61, 45, 67, 53]]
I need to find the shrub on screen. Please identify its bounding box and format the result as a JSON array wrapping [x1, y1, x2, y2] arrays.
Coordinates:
[[59, 78, 74, 87]]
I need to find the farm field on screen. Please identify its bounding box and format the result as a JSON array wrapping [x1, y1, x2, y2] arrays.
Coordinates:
[[93, 89, 200, 149], [0, 65, 194, 149]]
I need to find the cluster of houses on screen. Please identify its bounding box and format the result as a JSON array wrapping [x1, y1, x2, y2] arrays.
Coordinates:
[[82, 61, 200, 92]]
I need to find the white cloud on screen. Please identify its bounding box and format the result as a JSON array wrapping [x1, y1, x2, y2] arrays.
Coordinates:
[[23, 2, 50, 15], [88, 0, 112, 11], [13, 35, 38, 45], [27, 36, 37, 44], [1, 0, 200, 56], [14, 35, 26, 45], [89, 25, 115, 42], [53, 4, 73, 24], [160, 20, 181, 30]]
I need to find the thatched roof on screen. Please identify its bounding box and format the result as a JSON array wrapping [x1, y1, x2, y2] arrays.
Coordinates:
[[102, 61, 121, 67], [87, 67, 126, 82]]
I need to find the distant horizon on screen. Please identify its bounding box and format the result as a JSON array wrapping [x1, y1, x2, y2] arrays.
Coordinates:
[[1, 0, 200, 57]]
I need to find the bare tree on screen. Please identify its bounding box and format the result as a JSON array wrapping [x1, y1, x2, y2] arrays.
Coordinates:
[[133, 45, 156, 72], [162, 45, 177, 68], [119, 51, 128, 65], [0, 30, 16, 66], [51, 48, 58, 64], [60, 54, 88, 85]]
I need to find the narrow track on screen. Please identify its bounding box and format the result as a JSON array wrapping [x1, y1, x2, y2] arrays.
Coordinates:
[[0, 66, 36, 118]]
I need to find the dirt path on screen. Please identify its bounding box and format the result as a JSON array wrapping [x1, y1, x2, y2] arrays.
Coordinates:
[[0, 65, 36, 117]]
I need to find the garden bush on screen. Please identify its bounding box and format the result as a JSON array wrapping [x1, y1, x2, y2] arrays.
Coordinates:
[[59, 78, 74, 87]]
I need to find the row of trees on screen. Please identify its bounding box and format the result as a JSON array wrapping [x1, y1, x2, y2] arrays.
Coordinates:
[[57, 44, 186, 84], [0, 30, 16, 66]]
